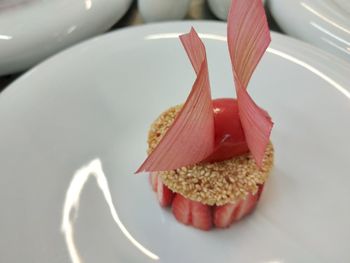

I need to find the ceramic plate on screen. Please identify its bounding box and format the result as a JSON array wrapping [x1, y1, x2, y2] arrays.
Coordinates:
[[208, 0, 266, 20], [0, 0, 132, 76], [268, 0, 350, 62], [0, 22, 349, 263]]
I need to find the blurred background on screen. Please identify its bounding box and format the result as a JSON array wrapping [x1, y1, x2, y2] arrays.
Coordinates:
[[0, 0, 284, 93], [2, 0, 349, 93]]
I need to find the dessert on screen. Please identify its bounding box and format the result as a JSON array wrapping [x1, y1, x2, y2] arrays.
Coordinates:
[[137, 0, 274, 230]]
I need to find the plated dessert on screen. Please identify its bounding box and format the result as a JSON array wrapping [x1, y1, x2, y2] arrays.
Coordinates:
[[137, 0, 274, 230]]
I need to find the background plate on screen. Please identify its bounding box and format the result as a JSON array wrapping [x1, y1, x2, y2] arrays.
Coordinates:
[[0, 0, 132, 76], [269, 0, 350, 62]]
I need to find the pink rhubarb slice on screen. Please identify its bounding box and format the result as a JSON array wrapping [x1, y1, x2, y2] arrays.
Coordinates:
[[227, 0, 273, 167], [137, 28, 215, 172]]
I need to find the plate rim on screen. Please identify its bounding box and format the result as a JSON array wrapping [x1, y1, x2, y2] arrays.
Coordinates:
[[2, 20, 350, 99]]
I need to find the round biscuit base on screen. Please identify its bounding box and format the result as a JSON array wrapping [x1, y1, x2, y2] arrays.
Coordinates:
[[147, 105, 274, 206]]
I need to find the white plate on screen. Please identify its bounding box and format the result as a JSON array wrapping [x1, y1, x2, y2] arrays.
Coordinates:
[[1, 21, 350, 263], [0, 0, 132, 76], [207, 0, 266, 20], [269, 0, 350, 62]]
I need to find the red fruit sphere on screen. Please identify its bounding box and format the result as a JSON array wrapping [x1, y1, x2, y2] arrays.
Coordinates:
[[205, 98, 249, 163]]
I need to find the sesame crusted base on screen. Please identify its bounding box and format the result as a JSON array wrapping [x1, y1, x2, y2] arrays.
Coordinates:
[[148, 105, 274, 206]]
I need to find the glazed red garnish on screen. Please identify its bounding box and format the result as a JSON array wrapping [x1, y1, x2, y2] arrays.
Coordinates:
[[204, 98, 249, 163], [227, 0, 273, 167], [136, 28, 215, 173]]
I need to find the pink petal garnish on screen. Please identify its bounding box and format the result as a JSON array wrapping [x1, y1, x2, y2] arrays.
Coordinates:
[[136, 28, 215, 173], [228, 0, 273, 167]]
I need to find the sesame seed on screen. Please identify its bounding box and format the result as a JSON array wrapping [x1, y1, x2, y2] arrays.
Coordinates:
[[147, 105, 274, 206]]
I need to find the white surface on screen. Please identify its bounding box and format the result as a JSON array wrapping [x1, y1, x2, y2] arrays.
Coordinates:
[[138, 0, 190, 22], [0, 0, 132, 76], [208, 0, 266, 20], [1, 21, 350, 263], [269, 0, 350, 62]]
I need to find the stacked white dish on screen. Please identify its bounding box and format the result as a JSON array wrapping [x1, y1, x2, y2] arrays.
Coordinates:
[[269, 0, 350, 62], [0, 0, 133, 76]]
